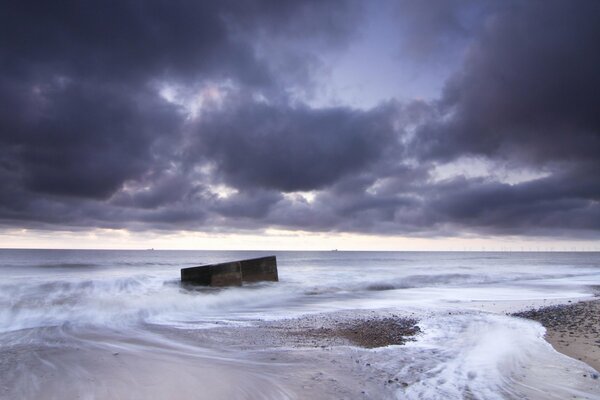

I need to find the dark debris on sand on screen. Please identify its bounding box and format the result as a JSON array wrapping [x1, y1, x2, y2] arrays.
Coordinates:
[[512, 301, 600, 335], [512, 300, 600, 373], [299, 317, 421, 349]]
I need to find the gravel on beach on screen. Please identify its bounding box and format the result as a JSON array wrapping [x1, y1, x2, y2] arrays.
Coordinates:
[[297, 317, 421, 348], [513, 300, 600, 373]]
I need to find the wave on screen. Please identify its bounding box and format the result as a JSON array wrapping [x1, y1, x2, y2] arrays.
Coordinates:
[[361, 271, 598, 292], [34, 262, 100, 269], [0, 275, 298, 334], [396, 313, 600, 399], [365, 273, 478, 291]]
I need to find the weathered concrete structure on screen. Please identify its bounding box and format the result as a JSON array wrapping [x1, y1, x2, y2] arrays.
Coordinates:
[[239, 256, 278, 283], [181, 256, 278, 287], [180, 261, 243, 286]]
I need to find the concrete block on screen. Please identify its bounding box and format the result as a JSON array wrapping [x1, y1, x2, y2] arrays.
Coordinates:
[[181, 261, 242, 286], [208, 261, 243, 287], [180, 264, 212, 285], [180, 256, 277, 287], [240, 256, 278, 283]]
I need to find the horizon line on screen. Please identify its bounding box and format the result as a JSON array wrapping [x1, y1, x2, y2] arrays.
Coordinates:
[[1, 247, 599, 253]]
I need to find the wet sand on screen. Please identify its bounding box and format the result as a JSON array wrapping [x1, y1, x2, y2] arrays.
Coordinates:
[[514, 299, 600, 373], [3, 309, 599, 399], [163, 310, 424, 351]]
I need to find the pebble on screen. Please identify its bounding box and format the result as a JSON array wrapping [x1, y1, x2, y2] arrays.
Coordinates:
[[300, 316, 421, 349]]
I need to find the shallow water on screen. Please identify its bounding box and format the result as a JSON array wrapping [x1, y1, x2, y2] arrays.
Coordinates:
[[1, 250, 599, 399]]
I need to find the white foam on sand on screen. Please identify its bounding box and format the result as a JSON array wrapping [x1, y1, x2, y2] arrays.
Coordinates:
[[395, 313, 600, 399], [0, 327, 295, 400]]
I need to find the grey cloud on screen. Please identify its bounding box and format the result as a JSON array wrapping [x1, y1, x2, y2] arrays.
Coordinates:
[[211, 190, 283, 220], [16, 83, 180, 199], [414, 0, 600, 164], [0, 0, 361, 219], [0, 1, 358, 86], [426, 171, 600, 234], [0, 0, 598, 240], [190, 97, 400, 192]]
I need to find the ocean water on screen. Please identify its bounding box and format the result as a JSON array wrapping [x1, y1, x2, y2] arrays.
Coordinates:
[[0, 250, 599, 399]]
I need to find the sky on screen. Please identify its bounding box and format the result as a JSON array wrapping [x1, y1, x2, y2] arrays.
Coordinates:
[[0, 0, 599, 250]]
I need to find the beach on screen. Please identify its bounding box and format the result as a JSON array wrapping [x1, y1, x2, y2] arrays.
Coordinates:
[[514, 299, 600, 374], [3, 1, 600, 398], [1, 250, 599, 399]]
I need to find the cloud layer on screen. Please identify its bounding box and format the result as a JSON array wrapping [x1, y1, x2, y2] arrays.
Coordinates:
[[0, 0, 598, 239]]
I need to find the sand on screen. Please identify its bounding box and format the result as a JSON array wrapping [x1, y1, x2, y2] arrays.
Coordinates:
[[149, 310, 422, 351], [3, 307, 598, 399], [513, 299, 600, 373]]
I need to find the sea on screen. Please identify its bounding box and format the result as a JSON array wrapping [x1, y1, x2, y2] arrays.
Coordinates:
[[1, 250, 599, 399]]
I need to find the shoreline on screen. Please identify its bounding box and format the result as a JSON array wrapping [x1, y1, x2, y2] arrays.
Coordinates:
[[513, 299, 600, 373], [3, 304, 599, 399]]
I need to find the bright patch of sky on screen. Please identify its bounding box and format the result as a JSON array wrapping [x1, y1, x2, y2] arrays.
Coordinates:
[[431, 157, 551, 185], [282, 191, 317, 204], [307, 2, 461, 109], [2, 228, 598, 252], [208, 184, 239, 199], [157, 80, 233, 119]]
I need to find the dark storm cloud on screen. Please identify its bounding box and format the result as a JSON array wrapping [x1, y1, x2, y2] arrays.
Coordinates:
[[211, 189, 283, 220], [414, 0, 600, 164], [4, 81, 181, 199], [0, 0, 361, 218], [398, 0, 600, 236], [424, 169, 600, 235], [0, 0, 359, 85], [190, 97, 399, 191], [0, 0, 599, 239]]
